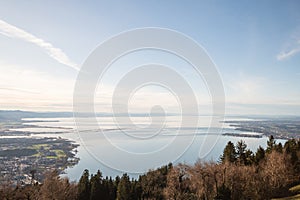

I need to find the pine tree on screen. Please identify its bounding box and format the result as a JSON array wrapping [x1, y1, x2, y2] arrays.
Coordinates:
[[117, 173, 131, 200], [284, 139, 297, 154], [266, 135, 275, 153], [220, 141, 236, 163], [255, 146, 265, 164], [107, 177, 117, 200], [236, 140, 247, 164], [244, 149, 254, 165], [90, 170, 102, 200], [275, 142, 283, 153], [78, 169, 90, 200]]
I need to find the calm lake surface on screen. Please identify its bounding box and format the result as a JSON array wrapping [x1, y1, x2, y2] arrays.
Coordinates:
[[10, 116, 284, 181]]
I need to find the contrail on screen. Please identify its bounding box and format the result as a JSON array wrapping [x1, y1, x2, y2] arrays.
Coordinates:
[[0, 19, 79, 71]]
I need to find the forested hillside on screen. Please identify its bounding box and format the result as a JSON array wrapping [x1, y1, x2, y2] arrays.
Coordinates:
[[1, 136, 300, 200]]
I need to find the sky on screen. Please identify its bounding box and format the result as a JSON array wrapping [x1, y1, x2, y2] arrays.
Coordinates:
[[0, 0, 300, 115]]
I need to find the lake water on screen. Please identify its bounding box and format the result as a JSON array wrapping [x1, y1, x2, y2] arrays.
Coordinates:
[[8, 116, 283, 181]]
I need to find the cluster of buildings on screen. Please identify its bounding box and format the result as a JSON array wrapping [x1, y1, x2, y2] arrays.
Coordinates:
[[0, 137, 79, 186]]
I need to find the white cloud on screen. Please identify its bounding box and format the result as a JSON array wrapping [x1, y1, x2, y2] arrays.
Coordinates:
[[277, 47, 300, 61], [0, 19, 79, 71], [277, 37, 300, 61]]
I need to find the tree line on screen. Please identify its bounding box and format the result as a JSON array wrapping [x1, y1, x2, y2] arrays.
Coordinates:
[[1, 136, 300, 199]]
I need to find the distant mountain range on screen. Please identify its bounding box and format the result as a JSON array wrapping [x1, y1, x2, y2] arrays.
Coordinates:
[[0, 110, 73, 121], [0, 110, 181, 122], [1, 110, 299, 122]]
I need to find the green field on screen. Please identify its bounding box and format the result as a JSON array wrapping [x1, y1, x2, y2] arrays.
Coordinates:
[[30, 144, 66, 159], [31, 144, 50, 150]]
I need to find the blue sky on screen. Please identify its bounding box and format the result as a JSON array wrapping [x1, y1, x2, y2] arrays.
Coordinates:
[[0, 1, 299, 115]]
